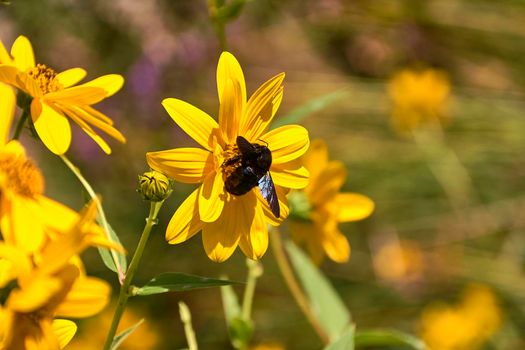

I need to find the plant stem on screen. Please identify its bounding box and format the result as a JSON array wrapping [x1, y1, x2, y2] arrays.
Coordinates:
[[60, 155, 126, 283], [241, 259, 262, 322], [13, 105, 30, 140], [102, 200, 164, 350], [270, 229, 330, 345], [179, 301, 198, 350]]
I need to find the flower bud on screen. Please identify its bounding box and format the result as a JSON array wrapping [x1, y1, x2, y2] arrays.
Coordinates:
[[137, 170, 171, 202]]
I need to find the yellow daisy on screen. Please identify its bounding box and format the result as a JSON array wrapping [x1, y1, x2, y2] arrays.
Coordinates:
[[147, 52, 309, 262], [0, 201, 118, 350], [289, 139, 374, 264], [0, 85, 104, 253], [0, 35, 126, 154]]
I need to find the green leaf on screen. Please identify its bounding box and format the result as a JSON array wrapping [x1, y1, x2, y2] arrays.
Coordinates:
[[97, 221, 127, 275], [324, 325, 355, 350], [220, 283, 252, 349], [135, 273, 241, 296], [354, 329, 426, 350], [285, 241, 351, 340], [110, 319, 144, 350], [272, 89, 349, 128]]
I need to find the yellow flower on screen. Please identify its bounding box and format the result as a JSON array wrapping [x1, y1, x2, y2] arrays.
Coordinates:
[[387, 68, 450, 133], [289, 139, 374, 264], [372, 240, 424, 283], [147, 52, 309, 262], [0, 201, 119, 350], [0, 35, 126, 155], [420, 284, 501, 350]]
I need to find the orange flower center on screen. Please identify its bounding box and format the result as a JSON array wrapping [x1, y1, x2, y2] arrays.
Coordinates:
[[27, 64, 63, 94], [220, 143, 241, 179], [0, 153, 44, 197]]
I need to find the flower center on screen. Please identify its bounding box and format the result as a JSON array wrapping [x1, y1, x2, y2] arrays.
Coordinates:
[[27, 64, 63, 94], [220, 143, 242, 180], [0, 153, 45, 197]]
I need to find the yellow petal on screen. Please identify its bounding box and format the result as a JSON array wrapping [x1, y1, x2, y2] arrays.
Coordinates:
[[263, 125, 309, 164], [198, 171, 225, 222], [1, 196, 46, 253], [81, 105, 114, 125], [0, 39, 12, 64], [31, 99, 72, 155], [56, 68, 87, 88], [0, 242, 32, 283], [217, 51, 246, 106], [55, 277, 110, 318], [17, 71, 43, 97], [271, 160, 309, 189], [289, 221, 325, 265], [218, 77, 242, 144], [321, 229, 350, 263], [307, 161, 347, 205], [147, 148, 214, 184], [303, 139, 329, 184], [201, 199, 243, 262], [69, 105, 125, 143], [10, 36, 35, 71], [2, 139, 26, 156], [7, 275, 62, 312], [259, 186, 289, 225], [52, 319, 77, 349], [36, 196, 83, 237], [60, 106, 112, 154], [166, 189, 203, 244], [162, 98, 220, 151], [238, 198, 268, 260], [334, 193, 374, 222], [44, 86, 107, 105], [241, 73, 285, 141], [0, 64, 23, 90], [0, 83, 15, 145], [75, 74, 124, 97]]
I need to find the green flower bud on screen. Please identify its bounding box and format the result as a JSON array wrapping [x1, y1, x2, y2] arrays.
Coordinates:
[[288, 190, 312, 222], [137, 170, 171, 202]]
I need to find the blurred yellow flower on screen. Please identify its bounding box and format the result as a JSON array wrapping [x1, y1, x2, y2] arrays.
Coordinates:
[[387, 68, 451, 133], [67, 306, 160, 350], [0, 35, 126, 154], [420, 284, 502, 350], [0, 201, 118, 350], [373, 240, 424, 283], [147, 51, 309, 262], [289, 139, 374, 264], [250, 343, 285, 350]]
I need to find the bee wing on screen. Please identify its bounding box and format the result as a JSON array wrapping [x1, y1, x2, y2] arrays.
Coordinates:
[[236, 135, 255, 155], [258, 173, 280, 218]]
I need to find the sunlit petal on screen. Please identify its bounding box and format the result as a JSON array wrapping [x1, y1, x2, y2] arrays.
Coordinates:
[[0, 83, 15, 145], [239, 196, 268, 260], [321, 229, 350, 263], [202, 200, 242, 262], [166, 189, 203, 244], [45, 86, 107, 105], [198, 171, 225, 222], [52, 319, 77, 349], [147, 148, 214, 184], [271, 159, 309, 189], [10, 36, 35, 71], [259, 186, 289, 225], [56, 68, 87, 88], [31, 99, 71, 155], [218, 77, 242, 144], [0, 39, 12, 64], [307, 160, 347, 205], [162, 98, 220, 151], [303, 139, 328, 184], [217, 51, 246, 106], [75, 74, 124, 97], [263, 125, 309, 164], [0, 65, 23, 90], [55, 276, 110, 318]]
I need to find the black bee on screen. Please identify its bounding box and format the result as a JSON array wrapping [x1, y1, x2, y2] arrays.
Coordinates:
[[223, 136, 280, 218]]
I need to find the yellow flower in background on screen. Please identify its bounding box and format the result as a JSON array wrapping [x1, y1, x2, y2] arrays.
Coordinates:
[[289, 139, 374, 264], [420, 284, 502, 350], [0, 201, 119, 350], [0, 35, 126, 154], [388, 68, 451, 133], [67, 306, 160, 350], [372, 240, 424, 283], [147, 52, 309, 262]]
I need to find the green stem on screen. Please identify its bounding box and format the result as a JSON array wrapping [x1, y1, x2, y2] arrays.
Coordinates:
[[13, 105, 30, 140], [102, 200, 164, 350], [241, 259, 262, 322], [60, 155, 126, 283], [179, 301, 199, 350]]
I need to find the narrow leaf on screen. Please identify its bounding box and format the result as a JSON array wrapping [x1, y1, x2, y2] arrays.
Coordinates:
[[285, 241, 351, 340], [97, 220, 127, 275], [220, 282, 252, 349], [135, 273, 241, 296], [354, 329, 426, 350], [272, 89, 348, 128], [324, 325, 355, 350], [110, 319, 144, 350], [221, 283, 241, 324]]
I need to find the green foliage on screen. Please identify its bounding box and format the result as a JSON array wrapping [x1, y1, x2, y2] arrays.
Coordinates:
[[134, 273, 241, 296], [354, 329, 426, 350], [110, 319, 144, 350], [221, 284, 253, 349], [97, 221, 127, 275], [285, 240, 351, 340], [323, 326, 355, 350]]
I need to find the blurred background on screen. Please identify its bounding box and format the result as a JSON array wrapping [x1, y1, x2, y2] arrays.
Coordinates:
[[1, 0, 525, 348]]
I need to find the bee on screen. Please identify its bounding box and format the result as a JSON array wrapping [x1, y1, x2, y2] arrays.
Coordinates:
[[223, 136, 280, 218]]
